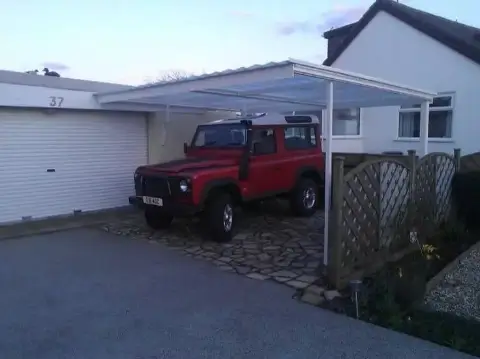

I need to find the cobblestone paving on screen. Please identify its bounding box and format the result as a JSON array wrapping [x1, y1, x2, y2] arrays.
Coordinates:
[[100, 201, 325, 290]]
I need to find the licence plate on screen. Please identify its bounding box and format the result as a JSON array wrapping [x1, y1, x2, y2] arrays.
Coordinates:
[[143, 196, 163, 206]]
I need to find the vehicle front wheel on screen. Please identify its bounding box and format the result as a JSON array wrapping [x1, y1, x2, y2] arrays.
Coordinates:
[[202, 193, 234, 242], [145, 208, 174, 230], [290, 178, 318, 217]]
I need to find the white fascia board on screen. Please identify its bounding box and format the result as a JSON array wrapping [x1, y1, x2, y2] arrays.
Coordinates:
[[291, 59, 437, 101]]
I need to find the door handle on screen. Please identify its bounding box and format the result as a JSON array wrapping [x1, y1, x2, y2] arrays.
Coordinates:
[[46, 169, 56, 173]]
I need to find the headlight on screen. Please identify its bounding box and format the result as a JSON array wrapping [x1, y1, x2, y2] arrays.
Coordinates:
[[179, 179, 189, 192]]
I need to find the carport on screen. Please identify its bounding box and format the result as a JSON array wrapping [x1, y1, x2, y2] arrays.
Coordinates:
[[94, 59, 436, 266]]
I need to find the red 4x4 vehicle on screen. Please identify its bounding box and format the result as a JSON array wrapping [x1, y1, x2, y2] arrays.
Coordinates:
[[129, 113, 324, 242]]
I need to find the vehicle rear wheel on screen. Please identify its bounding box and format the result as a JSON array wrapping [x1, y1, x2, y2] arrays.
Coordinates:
[[145, 208, 173, 230], [290, 178, 318, 217], [202, 193, 234, 242]]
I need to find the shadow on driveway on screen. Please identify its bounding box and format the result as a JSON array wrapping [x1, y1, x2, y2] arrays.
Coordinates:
[[0, 229, 472, 359]]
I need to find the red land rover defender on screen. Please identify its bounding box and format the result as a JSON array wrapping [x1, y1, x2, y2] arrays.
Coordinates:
[[129, 113, 325, 242]]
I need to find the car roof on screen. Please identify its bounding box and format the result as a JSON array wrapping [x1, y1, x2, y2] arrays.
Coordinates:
[[204, 113, 321, 126]]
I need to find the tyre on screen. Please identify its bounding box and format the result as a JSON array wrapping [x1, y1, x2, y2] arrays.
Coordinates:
[[290, 178, 318, 217], [202, 193, 234, 242], [144, 208, 173, 229]]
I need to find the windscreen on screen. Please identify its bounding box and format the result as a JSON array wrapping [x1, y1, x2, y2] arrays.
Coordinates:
[[192, 123, 247, 148]]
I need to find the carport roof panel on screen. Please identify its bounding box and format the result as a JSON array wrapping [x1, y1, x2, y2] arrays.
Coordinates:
[[95, 59, 437, 112]]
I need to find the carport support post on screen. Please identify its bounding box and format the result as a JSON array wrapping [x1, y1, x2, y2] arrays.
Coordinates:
[[323, 81, 334, 267], [419, 100, 430, 156]]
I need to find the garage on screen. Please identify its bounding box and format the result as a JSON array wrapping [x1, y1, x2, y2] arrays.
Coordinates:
[[0, 108, 147, 224]]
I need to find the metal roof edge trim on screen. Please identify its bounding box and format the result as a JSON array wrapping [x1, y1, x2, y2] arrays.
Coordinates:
[[289, 58, 436, 99], [94, 60, 296, 99]]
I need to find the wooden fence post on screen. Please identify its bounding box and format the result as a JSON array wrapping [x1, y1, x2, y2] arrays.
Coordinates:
[[407, 150, 417, 235], [328, 156, 345, 288], [453, 148, 461, 172], [408, 149, 417, 193]]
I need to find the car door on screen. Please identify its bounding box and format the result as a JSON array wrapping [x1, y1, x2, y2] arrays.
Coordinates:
[[247, 127, 285, 197]]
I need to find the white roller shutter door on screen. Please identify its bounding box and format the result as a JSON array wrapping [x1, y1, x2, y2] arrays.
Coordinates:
[[0, 109, 147, 224]]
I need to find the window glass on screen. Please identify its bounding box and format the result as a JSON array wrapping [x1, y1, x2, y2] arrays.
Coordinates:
[[252, 128, 276, 155], [283, 126, 316, 150], [398, 95, 453, 138], [192, 124, 246, 147]]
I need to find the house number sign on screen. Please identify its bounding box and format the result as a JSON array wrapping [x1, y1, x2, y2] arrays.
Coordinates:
[[48, 96, 64, 107]]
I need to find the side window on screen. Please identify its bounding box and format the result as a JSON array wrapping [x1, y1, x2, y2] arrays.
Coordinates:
[[251, 128, 276, 155], [283, 126, 317, 150]]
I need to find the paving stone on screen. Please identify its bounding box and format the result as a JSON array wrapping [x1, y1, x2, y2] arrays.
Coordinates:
[[254, 263, 273, 270], [301, 292, 325, 306], [291, 262, 306, 268], [286, 280, 310, 289], [296, 275, 318, 284], [264, 246, 281, 251], [185, 246, 202, 254], [273, 276, 291, 283], [304, 285, 325, 296], [235, 266, 251, 275], [217, 257, 232, 263], [307, 261, 321, 268], [324, 290, 342, 301], [260, 268, 275, 275], [257, 253, 271, 262], [246, 273, 269, 281], [270, 270, 297, 278]]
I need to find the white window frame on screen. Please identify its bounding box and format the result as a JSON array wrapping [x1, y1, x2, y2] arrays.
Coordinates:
[[397, 92, 455, 141], [288, 108, 362, 138], [319, 108, 362, 138]]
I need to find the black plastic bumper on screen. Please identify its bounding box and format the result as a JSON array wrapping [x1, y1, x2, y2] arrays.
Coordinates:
[[128, 196, 200, 217]]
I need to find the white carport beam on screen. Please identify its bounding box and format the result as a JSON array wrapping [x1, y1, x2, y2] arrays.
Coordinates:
[[323, 81, 334, 267], [98, 102, 209, 114], [193, 90, 324, 108], [120, 98, 234, 112], [419, 101, 430, 156]]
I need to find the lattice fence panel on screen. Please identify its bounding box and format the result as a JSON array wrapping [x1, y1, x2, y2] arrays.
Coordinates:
[[460, 152, 480, 173], [379, 162, 411, 250], [434, 154, 456, 222], [340, 159, 411, 273]]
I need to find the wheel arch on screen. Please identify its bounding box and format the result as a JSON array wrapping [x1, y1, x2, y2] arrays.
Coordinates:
[[200, 178, 243, 206], [295, 166, 324, 187]]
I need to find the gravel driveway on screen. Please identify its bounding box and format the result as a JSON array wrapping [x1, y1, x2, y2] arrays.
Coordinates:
[[0, 229, 473, 359], [425, 243, 480, 321]]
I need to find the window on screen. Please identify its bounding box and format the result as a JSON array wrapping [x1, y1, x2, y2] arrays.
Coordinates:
[[283, 126, 317, 150], [398, 95, 453, 138], [292, 109, 361, 136], [192, 123, 246, 148], [252, 128, 276, 155], [332, 108, 361, 136]]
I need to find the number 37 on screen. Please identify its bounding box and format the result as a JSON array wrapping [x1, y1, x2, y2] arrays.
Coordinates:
[[49, 96, 64, 107]]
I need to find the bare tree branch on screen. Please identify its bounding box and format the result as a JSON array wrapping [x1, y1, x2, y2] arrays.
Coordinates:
[[146, 69, 197, 84]]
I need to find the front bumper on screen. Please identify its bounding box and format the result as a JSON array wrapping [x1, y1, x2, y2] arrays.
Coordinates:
[[128, 196, 200, 217]]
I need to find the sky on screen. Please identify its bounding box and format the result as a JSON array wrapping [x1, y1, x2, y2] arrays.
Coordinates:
[[1, 0, 479, 85]]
